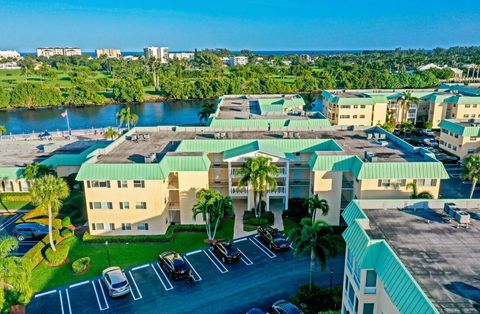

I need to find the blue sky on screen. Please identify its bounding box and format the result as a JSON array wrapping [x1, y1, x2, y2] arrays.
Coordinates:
[[1, 0, 480, 52]]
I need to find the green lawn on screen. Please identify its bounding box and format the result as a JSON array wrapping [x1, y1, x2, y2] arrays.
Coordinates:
[[31, 218, 234, 292], [283, 217, 300, 234], [0, 200, 34, 211]]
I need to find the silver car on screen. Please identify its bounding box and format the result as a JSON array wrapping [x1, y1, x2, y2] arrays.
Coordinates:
[[102, 267, 131, 297]]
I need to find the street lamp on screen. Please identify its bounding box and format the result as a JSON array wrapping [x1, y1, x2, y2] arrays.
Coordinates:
[[330, 268, 334, 294], [105, 241, 111, 267]]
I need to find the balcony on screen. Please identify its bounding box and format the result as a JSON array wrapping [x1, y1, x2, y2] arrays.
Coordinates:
[[364, 286, 377, 295], [230, 186, 247, 196], [268, 186, 286, 196], [289, 180, 310, 186], [230, 167, 287, 178], [167, 201, 180, 210]]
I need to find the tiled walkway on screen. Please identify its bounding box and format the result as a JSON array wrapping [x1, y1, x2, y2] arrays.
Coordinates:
[[232, 199, 285, 239]]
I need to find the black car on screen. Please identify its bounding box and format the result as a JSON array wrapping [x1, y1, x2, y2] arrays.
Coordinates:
[[210, 240, 241, 263], [257, 226, 290, 251], [158, 251, 191, 280], [13, 222, 48, 241], [435, 153, 459, 164]]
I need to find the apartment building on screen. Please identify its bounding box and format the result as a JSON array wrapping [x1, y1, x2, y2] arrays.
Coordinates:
[[95, 49, 121, 58], [36, 47, 82, 58], [143, 46, 169, 63], [322, 85, 480, 128], [438, 119, 480, 158], [228, 56, 248, 66], [341, 199, 480, 314], [74, 95, 448, 236], [168, 52, 195, 61], [0, 50, 20, 59]]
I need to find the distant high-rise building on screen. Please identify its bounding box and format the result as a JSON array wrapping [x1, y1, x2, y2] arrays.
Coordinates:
[[96, 49, 121, 58], [0, 50, 21, 59], [168, 52, 194, 61], [228, 56, 248, 66], [36, 47, 82, 58], [143, 46, 169, 63]]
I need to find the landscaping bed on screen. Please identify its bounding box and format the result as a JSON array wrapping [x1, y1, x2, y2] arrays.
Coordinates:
[[0, 192, 35, 211], [242, 211, 274, 231]]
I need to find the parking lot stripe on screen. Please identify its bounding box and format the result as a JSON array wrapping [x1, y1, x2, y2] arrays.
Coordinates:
[[132, 264, 150, 271], [0, 214, 21, 231], [59, 290, 64, 314], [183, 256, 202, 282], [127, 271, 143, 301], [203, 249, 228, 273], [92, 281, 108, 311], [97, 279, 110, 310], [233, 237, 248, 243], [249, 237, 276, 258], [237, 248, 253, 266], [65, 289, 72, 314], [186, 249, 202, 256], [151, 263, 174, 291], [69, 280, 90, 288], [35, 289, 57, 298]]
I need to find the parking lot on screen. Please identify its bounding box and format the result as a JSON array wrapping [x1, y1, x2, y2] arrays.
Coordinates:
[[440, 163, 480, 198], [27, 234, 345, 314], [0, 212, 38, 256]]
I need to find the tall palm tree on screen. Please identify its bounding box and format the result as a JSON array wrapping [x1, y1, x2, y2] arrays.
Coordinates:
[[398, 92, 419, 124], [23, 162, 56, 180], [117, 106, 138, 130], [103, 127, 120, 140], [193, 189, 233, 240], [289, 217, 340, 291], [406, 182, 434, 199], [304, 194, 329, 222], [461, 154, 480, 198], [30, 175, 70, 251], [237, 157, 279, 217], [198, 102, 216, 124], [0, 125, 6, 135]]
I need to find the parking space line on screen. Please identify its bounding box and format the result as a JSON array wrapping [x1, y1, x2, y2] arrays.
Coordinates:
[[92, 280, 109, 311], [35, 289, 57, 298], [69, 280, 90, 288], [237, 248, 253, 266], [127, 271, 143, 301], [233, 237, 248, 243], [183, 256, 202, 282], [97, 279, 110, 309], [186, 249, 202, 256], [131, 264, 150, 271], [59, 290, 64, 314], [250, 237, 276, 258], [65, 289, 72, 314], [151, 263, 174, 291], [0, 214, 21, 231], [203, 249, 228, 273]]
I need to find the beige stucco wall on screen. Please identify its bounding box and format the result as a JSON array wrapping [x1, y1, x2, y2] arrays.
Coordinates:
[[429, 102, 447, 129], [440, 131, 480, 159], [1, 179, 30, 193], [452, 104, 480, 120], [178, 171, 209, 225], [357, 179, 440, 199], [312, 170, 342, 225]]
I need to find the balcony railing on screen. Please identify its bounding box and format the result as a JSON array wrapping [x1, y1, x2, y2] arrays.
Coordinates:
[[230, 167, 287, 178], [230, 186, 247, 196], [268, 186, 286, 195]]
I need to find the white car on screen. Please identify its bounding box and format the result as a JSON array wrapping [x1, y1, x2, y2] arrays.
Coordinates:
[[423, 138, 438, 147], [421, 129, 435, 137], [102, 267, 131, 297]]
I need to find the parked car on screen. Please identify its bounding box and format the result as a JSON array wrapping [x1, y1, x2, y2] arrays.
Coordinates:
[[271, 300, 303, 314], [423, 138, 438, 147], [435, 153, 459, 164], [246, 308, 267, 314], [210, 239, 241, 263], [102, 267, 131, 297], [421, 129, 436, 137], [158, 251, 191, 280], [257, 226, 290, 251], [13, 222, 48, 241]]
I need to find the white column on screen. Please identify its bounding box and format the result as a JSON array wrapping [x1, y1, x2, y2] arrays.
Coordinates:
[[227, 161, 232, 196], [285, 161, 290, 210], [266, 194, 270, 212]]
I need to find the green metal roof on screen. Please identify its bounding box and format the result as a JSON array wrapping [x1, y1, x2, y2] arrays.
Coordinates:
[[342, 201, 439, 314], [161, 154, 211, 172], [0, 167, 24, 180], [209, 117, 331, 128], [439, 119, 480, 137], [41, 143, 109, 168], [76, 163, 168, 180], [257, 97, 305, 114]]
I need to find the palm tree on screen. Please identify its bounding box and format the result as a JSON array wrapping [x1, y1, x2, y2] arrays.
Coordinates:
[[117, 106, 138, 130], [0, 125, 6, 135], [304, 194, 329, 221], [192, 189, 233, 240], [30, 175, 70, 251], [289, 217, 340, 291], [103, 127, 120, 140], [23, 162, 56, 180], [198, 102, 216, 124], [398, 92, 419, 124], [406, 182, 434, 199], [237, 157, 279, 217], [461, 154, 480, 198]]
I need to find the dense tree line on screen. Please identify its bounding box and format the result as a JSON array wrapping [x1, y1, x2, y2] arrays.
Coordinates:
[[1, 46, 478, 108]]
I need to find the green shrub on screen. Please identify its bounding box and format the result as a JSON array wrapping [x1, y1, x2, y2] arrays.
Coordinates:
[[243, 211, 254, 221], [61, 216, 72, 228], [243, 211, 273, 226], [44, 242, 70, 266], [244, 217, 269, 226], [60, 228, 74, 239], [263, 211, 275, 223], [71, 257, 91, 274], [0, 192, 32, 202], [53, 218, 63, 231], [23, 229, 60, 270]]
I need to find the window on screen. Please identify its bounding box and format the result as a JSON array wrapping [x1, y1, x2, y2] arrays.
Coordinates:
[[340, 115, 351, 119], [474, 104, 478, 108], [353, 261, 361, 287], [354, 297, 359, 314], [470, 136, 477, 141], [137, 223, 149, 230], [89, 202, 113, 209], [360, 105, 366, 109], [117, 180, 128, 188], [463, 114, 469, 118], [453, 146, 457, 151], [353, 105, 358, 109], [91, 223, 104, 231], [359, 115, 365, 118], [135, 202, 147, 209], [378, 179, 390, 187], [347, 282, 355, 309], [2, 181, 13, 192], [365, 270, 377, 294], [106, 223, 115, 231], [133, 180, 145, 188], [425, 179, 437, 187], [121, 223, 131, 231], [465, 104, 471, 108], [454, 134, 459, 138], [119, 201, 130, 209], [89, 180, 110, 188], [363, 303, 374, 314], [19, 181, 30, 192], [468, 149, 475, 154], [414, 179, 425, 186], [353, 115, 358, 119], [341, 105, 351, 109], [398, 179, 406, 187]]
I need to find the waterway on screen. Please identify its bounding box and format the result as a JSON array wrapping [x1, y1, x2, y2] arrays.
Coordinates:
[[0, 100, 210, 134]]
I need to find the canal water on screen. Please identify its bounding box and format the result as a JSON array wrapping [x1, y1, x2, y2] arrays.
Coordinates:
[[0, 100, 210, 134]]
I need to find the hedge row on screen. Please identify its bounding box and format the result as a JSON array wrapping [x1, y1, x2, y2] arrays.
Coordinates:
[[243, 211, 275, 226], [1, 192, 32, 202], [23, 229, 61, 271], [45, 242, 70, 266], [82, 224, 207, 243]]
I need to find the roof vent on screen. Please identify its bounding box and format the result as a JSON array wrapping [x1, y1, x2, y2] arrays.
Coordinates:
[[144, 153, 157, 163], [443, 202, 457, 217], [455, 211, 471, 224], [364, 151, 377, 162]]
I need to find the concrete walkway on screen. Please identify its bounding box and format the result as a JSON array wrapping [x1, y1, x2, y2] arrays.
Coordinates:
[[232, 199, 285, 239]]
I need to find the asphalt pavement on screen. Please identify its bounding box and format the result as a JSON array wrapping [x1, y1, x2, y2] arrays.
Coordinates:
[[27, 234, 345, 314]]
